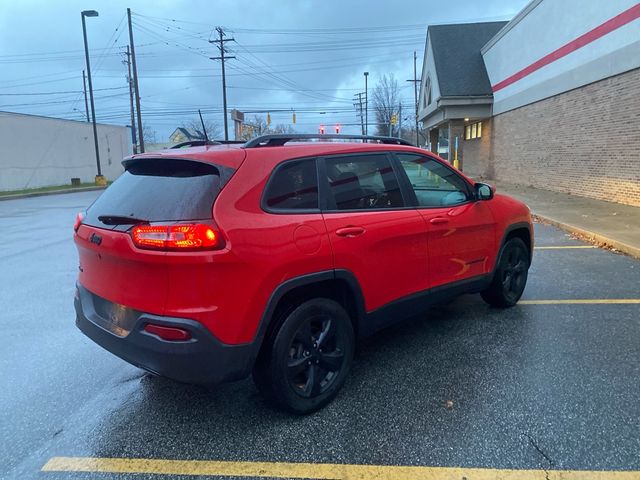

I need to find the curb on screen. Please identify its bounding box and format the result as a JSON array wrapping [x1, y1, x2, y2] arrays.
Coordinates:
[[0, 186, 106, 201], [533, 213, 640, 259]]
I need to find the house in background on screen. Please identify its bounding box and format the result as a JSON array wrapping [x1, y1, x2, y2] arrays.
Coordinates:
[[418, 0, 640, 207], [169, 127, 201, 144], [143, 127, 207, 152]]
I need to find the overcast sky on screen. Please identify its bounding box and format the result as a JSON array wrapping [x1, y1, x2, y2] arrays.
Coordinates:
[[0, 0, 529, 141]]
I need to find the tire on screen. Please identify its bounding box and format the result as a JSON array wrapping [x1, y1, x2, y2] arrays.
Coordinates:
[[253, 298, 355, 414], [481, 237, 530, 308]]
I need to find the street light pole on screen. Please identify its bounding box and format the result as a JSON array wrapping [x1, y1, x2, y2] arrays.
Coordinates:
[[82, 70, 90, 123], [81, 10, 102, 181], [364, 71, 369, 136]]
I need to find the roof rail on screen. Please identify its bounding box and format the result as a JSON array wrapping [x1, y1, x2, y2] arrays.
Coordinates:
[[170, 140, 220, 149], [243, 134, 414, 148], [169, 139, 245, 149]]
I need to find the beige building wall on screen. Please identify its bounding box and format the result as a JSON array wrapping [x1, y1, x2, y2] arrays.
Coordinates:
[[461, 119, 493, 179], [489, 68, 640, 207]]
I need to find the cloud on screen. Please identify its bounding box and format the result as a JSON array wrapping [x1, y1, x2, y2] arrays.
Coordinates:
[[0, 0, 528, 139]]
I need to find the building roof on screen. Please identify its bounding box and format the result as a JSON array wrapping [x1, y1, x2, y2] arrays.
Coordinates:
[[171, 127, 195, 140], [429, 21, 508, 97]]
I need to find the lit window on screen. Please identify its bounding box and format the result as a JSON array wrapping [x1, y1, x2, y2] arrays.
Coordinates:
[[464, 121, 483, 140]]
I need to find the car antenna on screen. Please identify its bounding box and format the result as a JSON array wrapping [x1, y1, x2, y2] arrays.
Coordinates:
[[198, 109, 209, 143]]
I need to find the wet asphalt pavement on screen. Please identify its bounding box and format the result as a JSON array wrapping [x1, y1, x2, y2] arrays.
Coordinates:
[[1, 191, 639, 479]]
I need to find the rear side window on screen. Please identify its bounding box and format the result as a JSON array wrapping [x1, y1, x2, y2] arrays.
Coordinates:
[[263, 158, 319, 211], [84, 158, 233, 227]]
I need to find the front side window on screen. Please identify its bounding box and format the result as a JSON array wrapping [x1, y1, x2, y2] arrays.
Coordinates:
[[264, 158, 318, 210], [396, 153, 471, 207], [324, 154, 404, 211]]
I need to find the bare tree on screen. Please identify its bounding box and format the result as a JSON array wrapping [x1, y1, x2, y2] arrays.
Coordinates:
[[180, 118, 222, 140], [272, 123, 295, 134], [372, 74, 401, 137], [238, 115, 295, 140], [142, 125, 157, 145]]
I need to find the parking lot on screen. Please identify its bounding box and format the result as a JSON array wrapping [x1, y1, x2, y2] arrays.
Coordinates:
[[1, 190, 639, 479]]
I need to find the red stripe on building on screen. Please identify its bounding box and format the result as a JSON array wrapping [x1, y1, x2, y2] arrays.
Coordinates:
[[492, 3, 640, 93]]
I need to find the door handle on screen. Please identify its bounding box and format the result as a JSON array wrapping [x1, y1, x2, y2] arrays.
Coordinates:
[[430, 217, 449, 225], [336, 226, 366, 237]]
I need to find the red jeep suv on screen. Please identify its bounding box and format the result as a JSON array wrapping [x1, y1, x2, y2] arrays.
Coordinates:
[[74, 134, 533, 413]]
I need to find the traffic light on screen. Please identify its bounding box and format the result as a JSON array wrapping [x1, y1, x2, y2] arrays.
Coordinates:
[[335, 124, 340, 134], [319, 125, 325, 134], [391, 114, 397, 126], [292, 112, 296, 124]]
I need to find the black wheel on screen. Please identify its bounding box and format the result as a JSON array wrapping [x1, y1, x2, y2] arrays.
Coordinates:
[[481, 237, 530, 308], [253, 298, 355, 414]]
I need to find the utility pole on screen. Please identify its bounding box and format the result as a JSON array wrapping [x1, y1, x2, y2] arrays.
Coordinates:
[[364, 71, 369, 135], [127, 8, 144, 152], [124, 46, 138, 153], [210, 27, 235, 141], [406, 51, 421, 146], [353, 92, 365, 135], [82, 70, 90, 123], [81, 10, 101, 179]]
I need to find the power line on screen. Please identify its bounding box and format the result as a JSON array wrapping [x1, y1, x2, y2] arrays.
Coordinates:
[[132, 20, 210, 58], [0, 86, 128, 96]]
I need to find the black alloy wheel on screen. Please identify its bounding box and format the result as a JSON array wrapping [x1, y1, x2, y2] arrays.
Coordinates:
[[253, 298, 355, 414], [500, 243, 529, 303], [481, 237, 530, 308], [287, 313, 346, 398]]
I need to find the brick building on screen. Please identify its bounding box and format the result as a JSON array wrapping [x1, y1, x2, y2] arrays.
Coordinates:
[[418, 0, 640, 207]]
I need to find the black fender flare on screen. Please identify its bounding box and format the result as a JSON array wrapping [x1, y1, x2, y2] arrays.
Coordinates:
[[248, 269, 367, 367], [492, 222, 534, 274]]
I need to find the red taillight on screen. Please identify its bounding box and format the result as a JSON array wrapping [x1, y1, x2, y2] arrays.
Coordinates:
[[131, 223, 222, 250], [144, 323, 192, 341], [74, 212, 84, 232]]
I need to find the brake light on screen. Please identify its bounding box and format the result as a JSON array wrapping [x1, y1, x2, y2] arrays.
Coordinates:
[[131, 223, 222, 250], [74, 212, 84, 232], [144, 323, 192, 341]]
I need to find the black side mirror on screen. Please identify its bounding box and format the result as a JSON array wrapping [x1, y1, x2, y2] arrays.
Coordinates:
[[475, 182, 494, 201]]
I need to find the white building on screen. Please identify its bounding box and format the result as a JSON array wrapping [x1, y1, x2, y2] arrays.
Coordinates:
[[0, 111, 130, 192]]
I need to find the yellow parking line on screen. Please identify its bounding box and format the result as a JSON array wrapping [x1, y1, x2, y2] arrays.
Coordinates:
[[41, 457, 640, 479], [520, 299, 640, 305], [534, 245, 596, 250]]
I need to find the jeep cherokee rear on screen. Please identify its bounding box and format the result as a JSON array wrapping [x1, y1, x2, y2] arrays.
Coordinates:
[[74, 134, 533, 414]]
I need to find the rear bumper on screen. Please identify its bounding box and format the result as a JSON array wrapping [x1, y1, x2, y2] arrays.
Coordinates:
[[74, 284, 256, 385]]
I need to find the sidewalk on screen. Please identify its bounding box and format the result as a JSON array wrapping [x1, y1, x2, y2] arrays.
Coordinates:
[[490, 180, 640, 258], [0, 185, 106, 201]]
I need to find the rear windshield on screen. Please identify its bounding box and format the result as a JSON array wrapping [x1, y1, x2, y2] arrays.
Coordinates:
[[84, 158, 234, 228]]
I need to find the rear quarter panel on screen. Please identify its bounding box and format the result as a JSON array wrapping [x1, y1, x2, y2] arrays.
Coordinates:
[[163, 150, 334, 345]]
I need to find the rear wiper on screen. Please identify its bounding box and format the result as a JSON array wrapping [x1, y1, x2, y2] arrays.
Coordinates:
[[97, 214, 149, 226]]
